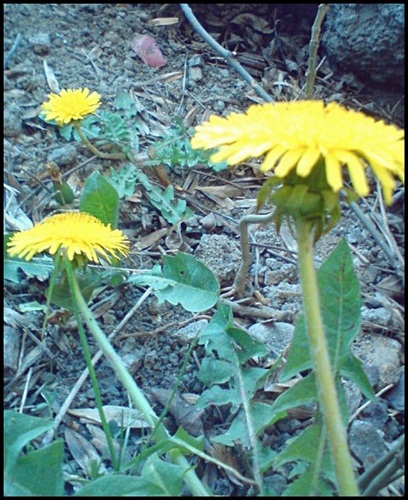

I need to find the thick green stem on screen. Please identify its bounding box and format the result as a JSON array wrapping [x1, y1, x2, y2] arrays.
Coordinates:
[[69, 266, 209, 496], [295, 218, 359, 496]]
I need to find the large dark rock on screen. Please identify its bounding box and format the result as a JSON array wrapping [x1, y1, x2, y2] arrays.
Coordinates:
[[321, 4, 404, 91]]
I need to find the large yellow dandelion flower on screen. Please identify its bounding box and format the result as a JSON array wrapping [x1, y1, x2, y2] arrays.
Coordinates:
[[41, 88, 101, 125], [191, 100, 404, 204], [7, 212, 129, 264]]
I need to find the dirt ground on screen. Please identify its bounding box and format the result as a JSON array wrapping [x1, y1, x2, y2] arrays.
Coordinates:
[[4, 4, 405, 495]]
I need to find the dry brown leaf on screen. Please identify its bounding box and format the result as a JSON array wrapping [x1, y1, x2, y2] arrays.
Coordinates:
[[196, 185, 243, 199], [150, 388, 204, 436], [43, 60, 60, 93], [133, 227, 168, 251], [147, 17, 179, 26], [68, 405, 150, 429], [65, 427, 106, 474]]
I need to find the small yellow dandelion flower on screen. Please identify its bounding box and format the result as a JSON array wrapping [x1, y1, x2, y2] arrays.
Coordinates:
[[191, 100, 404, 204], [7, 212, 129, 264], [41, 88, 101, 125]]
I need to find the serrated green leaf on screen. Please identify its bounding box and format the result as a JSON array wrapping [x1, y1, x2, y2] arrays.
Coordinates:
[[227, 326, 269, 363], [281, 239, 362, 381], [128, 253, 219, 312], [80, 171, 120, 228], [197, 385, 240, 409], [4, 256, 54, 283], [198, 356, 235, 385], [135, 169, 193, 223], [173, 427, 205, 453], [106, 163, 138, 198], [283, 463, 334, 496]]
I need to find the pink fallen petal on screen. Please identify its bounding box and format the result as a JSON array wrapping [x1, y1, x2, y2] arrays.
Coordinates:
[[131, 34, 167, 68]]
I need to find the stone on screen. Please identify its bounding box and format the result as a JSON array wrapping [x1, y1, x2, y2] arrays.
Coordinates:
[[194, 234, 241, 287], [321, 4, 404, 90], [352, 332, 402, 389], [248, 322, 294, 358], [48, 145, 77, 166]]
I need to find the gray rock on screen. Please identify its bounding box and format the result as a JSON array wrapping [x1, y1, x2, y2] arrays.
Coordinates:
[[4, 104, 22, 137], [349, 420, 388, 469], [48, 145, 77, 166], [386, 370, 404, 412], [352, 333, 402, 389], [194, 234, 241, 287], [173, 319, 209, 344], [321, 4, 404, 90], [248, 322, 294, 358]]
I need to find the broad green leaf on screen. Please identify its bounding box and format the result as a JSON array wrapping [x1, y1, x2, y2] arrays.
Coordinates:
[[78, 475, 165, 496], [141, 453, 185, 496], [128, 253, 220, 312], [4, 410, 64, 496], [49, 268, 104, 310], [339, 352, 376, 401], [281, 239, 362, 381], [5, 441, 64, 497], [199, 303, 236, 359], [271, 373, 317, 416], [80, 171, 120, 228]]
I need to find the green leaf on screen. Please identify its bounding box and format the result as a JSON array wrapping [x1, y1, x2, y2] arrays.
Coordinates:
[[271, 373, 317, 416], [4, 255, 54, 283], [106, 163, 138, 198], [4, 410, 64, 496], [114, 91, 139, 118], [141, 453, 185, 496], [77, 475, 165, 496], [128, 253, 220, 312], [49, 268, 104, 310], [80, 171, 120, 228], [339, 352, 376, 401], [198, 356, 235, 385], [281, 239, 362, 381], [227, 326, 269, 363], [283, 464, 334, 496], [173, 427, 205, 453], [135, 169, 193, 223]]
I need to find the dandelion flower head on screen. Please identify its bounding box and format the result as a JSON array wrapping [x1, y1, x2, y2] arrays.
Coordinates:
[[7, 212, 129, 264], [191, 100, 404, 204], [41, 87, 101, 125]]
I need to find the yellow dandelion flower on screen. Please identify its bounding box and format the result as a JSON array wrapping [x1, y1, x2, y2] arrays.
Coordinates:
[[7, 212, 129, 264], [41, 88, 101, 125], [191, 100, 404, 204]]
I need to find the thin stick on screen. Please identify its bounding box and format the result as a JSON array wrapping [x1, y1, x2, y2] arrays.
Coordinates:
[[179, 4, 274, 103], [305, 4, 329, 98]]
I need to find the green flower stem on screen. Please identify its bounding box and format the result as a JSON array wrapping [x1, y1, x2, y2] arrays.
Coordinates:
[[295, 218, 359, 496], [67, 260, 209, 496], [73, 121, 126, 160]]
